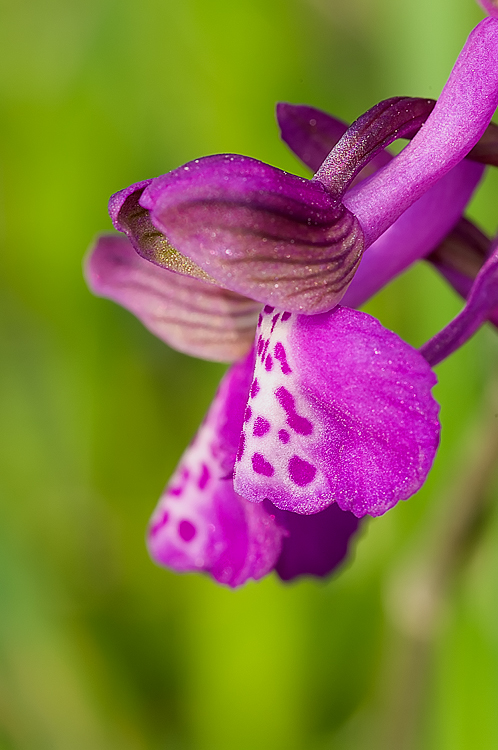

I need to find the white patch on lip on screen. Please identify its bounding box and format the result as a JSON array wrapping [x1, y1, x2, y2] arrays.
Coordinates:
[[234, 306, 330, 514], [148, 384, 227, 571]]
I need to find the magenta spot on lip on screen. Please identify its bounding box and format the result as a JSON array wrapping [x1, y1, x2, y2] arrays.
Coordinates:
[[169, 485, 184, 497], [250, 378, 260, 398], [274, 342, 292, 375], [289, 455, 316, 486], [278, 429, 290, 443], [252, 452, 275, 476], [264, 305, 275, 314], [275, 386, 313, 435], [253, 416, 270, 436], [288, 413, 313, 435], [281, 311, 292, 321], [265, 354, 273, 371], [244, 406, 252, 423], [236, 433, 245, 462], [179, 519, 196, 542], [257, 335, 264, 355], [150, 510, 169, 536], [271, 313, 280, 333], [261, 338, 270, 361], [198, 463, 210, 490], [258, 313, 263, 327], [168, 466, 190, 496]]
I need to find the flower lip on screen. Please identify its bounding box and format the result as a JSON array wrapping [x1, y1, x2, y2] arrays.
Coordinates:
[[139, 154, 365, 314], [234, 305, 440, 518]]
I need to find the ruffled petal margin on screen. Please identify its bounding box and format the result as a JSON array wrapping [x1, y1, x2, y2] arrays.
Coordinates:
[[234, 306, 440, 518]]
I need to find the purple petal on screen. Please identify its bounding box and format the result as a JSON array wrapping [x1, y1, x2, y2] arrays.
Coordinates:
[[147, 352, 286, 588], [341, 159, 484, 308], [109, 178, 153, 228], [314, 98, 436, 197], [85, 235, 261, 363], [110, 181, 217, 282], [426, 218, 498, 328], [344, 18, 498, 246], [264, 499, 361, 581], [140, 154, 364, 314], [276, 102, 349, 173], [421, 237, 498, 366], [234, 306, 440, 518], [278, 102, 498, 174], [277, 102, 392, 179], [477, 0, 498, 18]]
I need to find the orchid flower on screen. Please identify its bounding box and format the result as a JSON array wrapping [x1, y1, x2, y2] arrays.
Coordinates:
[[87, 19, 498, 587]]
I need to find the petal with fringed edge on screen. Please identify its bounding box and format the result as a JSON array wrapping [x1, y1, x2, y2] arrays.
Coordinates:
[[147, 352, 286, 587], [85, 235, 261, 363], [234, 306, 440, 518]]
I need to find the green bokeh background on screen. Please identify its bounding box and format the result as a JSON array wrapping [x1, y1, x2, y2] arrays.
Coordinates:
[[1, 0, 498, 747]]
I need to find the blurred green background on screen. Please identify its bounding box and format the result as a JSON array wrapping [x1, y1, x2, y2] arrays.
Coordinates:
[[1, 0, 498, 747]]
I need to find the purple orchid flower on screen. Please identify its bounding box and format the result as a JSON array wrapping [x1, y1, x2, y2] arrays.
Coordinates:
[[86, 18, 498, 587]]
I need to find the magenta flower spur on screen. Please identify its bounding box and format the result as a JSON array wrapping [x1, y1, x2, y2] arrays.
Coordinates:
[[87, 18, 498, 587]]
